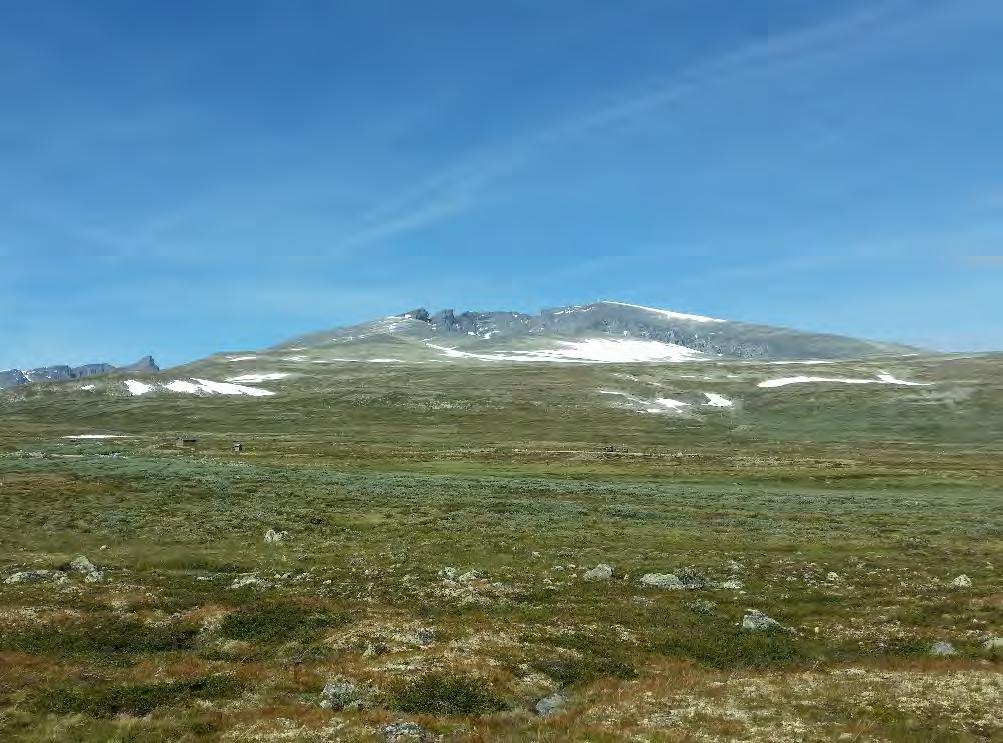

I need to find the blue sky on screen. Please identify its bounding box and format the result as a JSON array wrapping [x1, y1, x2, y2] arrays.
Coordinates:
[[2, 0, 1002, 369]]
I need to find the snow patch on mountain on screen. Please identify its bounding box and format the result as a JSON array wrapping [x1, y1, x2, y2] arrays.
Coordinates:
[[62, 434, 130, 439], [600, 301, 725, 324], [703, 393, 734, 407], [758, 372, 930, 389], [124, 380, 154, 396], [162, 379, 277, 396], [599, 390, 691, 413], [429, 338, 707, 363], [225, 372, 291, 383]]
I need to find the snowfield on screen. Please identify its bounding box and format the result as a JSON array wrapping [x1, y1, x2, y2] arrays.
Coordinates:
[[429, 338, 708, 363], [600, 300, 725, 324], [599, 389, 734, 414], [62, 434, 130, 439], [128, 379, 277, 397], [225, 372, 291, 383], [703, 392, 734, 407], [759, 373, 930, 389], [189, 378, 275, 396], [599, 390, 690, 413]]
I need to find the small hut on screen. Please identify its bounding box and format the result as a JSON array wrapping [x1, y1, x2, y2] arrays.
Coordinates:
[[232, 442, 244, 453]]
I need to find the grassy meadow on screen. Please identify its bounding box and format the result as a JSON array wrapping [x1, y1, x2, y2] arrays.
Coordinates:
[[0, 353, 1001, 741]]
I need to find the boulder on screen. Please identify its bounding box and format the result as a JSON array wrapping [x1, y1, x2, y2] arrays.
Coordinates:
[[639, 573, 684, 589], [70, 555, 104, 582], [4, 569, 68, 585], [717, 579, 744, 590], [380, 721, 432, 742], [929, 641, 957, 656], [583, 564, 614, 581], [230, 574, 271, 590], [264, 529, 287, 544], [950, 574, 972, 588], [535, 691, 568, 716], [741, 609, 784, 631], [320, 677, 376, 711]]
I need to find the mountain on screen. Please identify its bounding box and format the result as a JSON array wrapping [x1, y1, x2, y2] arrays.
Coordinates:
[[271, 300, 920, 361], [0, 356, 159, 389], [3, 299, 998, 452]]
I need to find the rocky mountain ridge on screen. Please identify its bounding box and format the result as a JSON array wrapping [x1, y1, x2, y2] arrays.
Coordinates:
[[0, 356, 159, 389]]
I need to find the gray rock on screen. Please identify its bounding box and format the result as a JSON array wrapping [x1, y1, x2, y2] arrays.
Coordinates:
[[535, 691, 568, 716], [438, 566, 458, 580], [950, 574, 972, 588], [685, 599, 716, 614], [981, 636, 1003, 650], [929, 641, 957, 656], [4, 569, 68, 585], [415, 627, 437, 647], [583, 564, 614, 581], [741, 609, 783, 631], [678, 566, 708, 588], [640, 573, 684, 589], [381, 720, 432, 742], [716, 579, 744, 590], [263, 529, 287, 544], [230, 574, 270, 590], [457, 571, 480, 583], [320, 676, 376, 711], [69, 555, 104, 582]]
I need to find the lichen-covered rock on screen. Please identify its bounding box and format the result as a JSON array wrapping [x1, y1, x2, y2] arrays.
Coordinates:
[[929, 641, 957, 656], [639, 573, 684, 589], [230, 574, 270, 590], [4, 569, 68, 585], [583, 564, 614, 581], [716, 578, 744, 590], [263, 529, 287, 544], [535, 691, 568, 716], [380, 720, 432, 742], [741, 609, 784, 631], [950, 574, 972, 588], [320, 676, 377, 711], [686, 599, 717, 614], [70, 555, 104, 582]]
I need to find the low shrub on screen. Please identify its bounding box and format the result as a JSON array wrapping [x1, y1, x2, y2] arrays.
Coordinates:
[[390, 673, 508, 716], [32, 675, 245, 717]]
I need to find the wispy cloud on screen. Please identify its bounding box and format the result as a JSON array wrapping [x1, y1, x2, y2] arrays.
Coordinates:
[[329, 0, 970, 251]]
